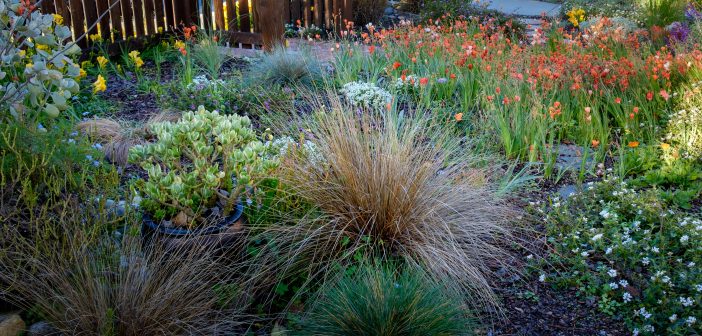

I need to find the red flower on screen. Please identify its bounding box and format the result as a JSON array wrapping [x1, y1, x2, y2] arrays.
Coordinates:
[[419, 77, 429, 86], [495, 87, 501, 94], [646, 91, 653, 101]]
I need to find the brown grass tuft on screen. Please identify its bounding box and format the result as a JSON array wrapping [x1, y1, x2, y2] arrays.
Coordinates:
[[76, 111, 181, 166], [260, 93, 518, 312], [0, 203, 252, 335]]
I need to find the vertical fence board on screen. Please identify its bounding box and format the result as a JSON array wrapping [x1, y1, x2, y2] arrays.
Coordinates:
[[205, 0, 215, 31], [132, 0, 145, 36], [290, 0, 300, 23], [95, 0, 111, 39], [213, 0, 225, 30], [163, 0, 175, 28], [332, 0, 339, 31], [303, 0, 310, 26], [225, 0, 237, 31], [343, 0, 352, 22], [283, 0, 290, 24], [239, 0, 251, 32], [108, 0, 123, 40], [186, 0, 198, 26], [324, 0, 331, 27], [54, 0, 72, 36], [154, 0, 165, 31], [68, 0, 86, 46], [143, 0, 155, 34], [82, 0, 100, 38], [120, 0, 134, 38], [313, 0, 321, 26], [41, 0, 56, 14]]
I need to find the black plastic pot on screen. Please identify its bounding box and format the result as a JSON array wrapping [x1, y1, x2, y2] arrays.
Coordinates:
[[141, 202, 245, 250]]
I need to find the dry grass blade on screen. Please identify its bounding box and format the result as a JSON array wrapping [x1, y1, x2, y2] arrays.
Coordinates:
[[0, 201, 252, 335], [259, 93, 518, 313], [76, 111, 181, 166]]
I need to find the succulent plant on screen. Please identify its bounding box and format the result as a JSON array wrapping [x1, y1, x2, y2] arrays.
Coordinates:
[[129, 106, 279, 227], [0, 1, 82, 124]]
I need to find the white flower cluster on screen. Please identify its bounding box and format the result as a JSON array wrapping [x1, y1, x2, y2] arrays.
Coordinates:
[[270, 136, 325, 167], [542, 175, 702, 335], [340, 81, 392, 110]]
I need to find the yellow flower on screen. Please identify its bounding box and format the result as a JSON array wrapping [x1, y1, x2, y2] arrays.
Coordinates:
[[90, 33, 103, 43], [78, 68, 87, 79], [174, 40, 186, 50], [93, 75, 107, 94], [36, 44, 50, 52], [158, 26, 164, 34], [81, 60, 93, 69], [97, 56, 109, 69], [567, 8, 586, 27], [128, 50, 144, 69], [18, 50, 26, 58], [660, 143, 671, 150], [53, 14, 64, 25], [25, 62, 33, 69]]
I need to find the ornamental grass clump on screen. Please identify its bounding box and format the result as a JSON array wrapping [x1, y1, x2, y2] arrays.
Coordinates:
[[246, 47, 323, 88], [296, 264, 475, 336], [129, 106, 279, 227], [262, 95, 515, 310]]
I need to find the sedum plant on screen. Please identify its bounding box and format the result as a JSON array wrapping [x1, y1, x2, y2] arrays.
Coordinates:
[[0, 0, 82, 124], [129, 106, 279, 227]]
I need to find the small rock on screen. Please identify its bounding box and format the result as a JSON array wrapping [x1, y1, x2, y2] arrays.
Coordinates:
[[557, 184, 578, 199], [0, 313, 25, 336], [27, 321, 57, 336]]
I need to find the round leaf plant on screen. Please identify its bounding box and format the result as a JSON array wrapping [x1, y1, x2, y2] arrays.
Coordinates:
[[129, 106, 279, 228]]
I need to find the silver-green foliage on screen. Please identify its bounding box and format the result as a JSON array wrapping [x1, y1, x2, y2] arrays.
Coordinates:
[[129, 106, 279, 223], [0, 1, 82, 123]]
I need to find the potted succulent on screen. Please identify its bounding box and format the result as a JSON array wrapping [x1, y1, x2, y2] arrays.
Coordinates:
[[129, 106, 279, 242]]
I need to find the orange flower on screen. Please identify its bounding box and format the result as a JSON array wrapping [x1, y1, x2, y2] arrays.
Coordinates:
[[449, 73, 456, 79], [454, 113, 463, 121], [392, 61, 402, 70], [614, 97, 621, 104], [591, 139, 600, 148], [629, 113, 635, 119], [628, 141, 639, 148], [486, 95, 494, 102], [179, 47, 187, 56], [514, 95, 521, 102], [659, 89, 670, 101], [633, 106, 639, 114], [419, 77, 429, 86], [495, 87, 501, 94], [646, 91, 653, 101], [368, 45, 375, 54]]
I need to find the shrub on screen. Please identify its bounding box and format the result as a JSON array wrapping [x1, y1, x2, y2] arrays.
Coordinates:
[[0, 1, 83, 123], [296, 264, 475, 335], [246, 47, 323, 88], [261, 95, 515, 310], [129, 106, 279, 226], [539, 176, 702, 335], [353, 0, 387, 26], [159, 75, 243, 114]]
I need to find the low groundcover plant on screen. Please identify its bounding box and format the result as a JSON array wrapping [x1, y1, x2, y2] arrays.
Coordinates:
[[539, 176, 701, 335]]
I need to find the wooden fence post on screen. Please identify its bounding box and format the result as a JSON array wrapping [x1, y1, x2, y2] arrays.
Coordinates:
[[254, 0, 284, 51]]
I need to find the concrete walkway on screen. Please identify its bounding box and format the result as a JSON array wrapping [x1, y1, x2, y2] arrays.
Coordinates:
[[486, 0, 561, 18]]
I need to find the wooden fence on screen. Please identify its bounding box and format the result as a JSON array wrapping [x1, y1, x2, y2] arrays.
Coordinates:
[[35, 0, 354, 49]]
